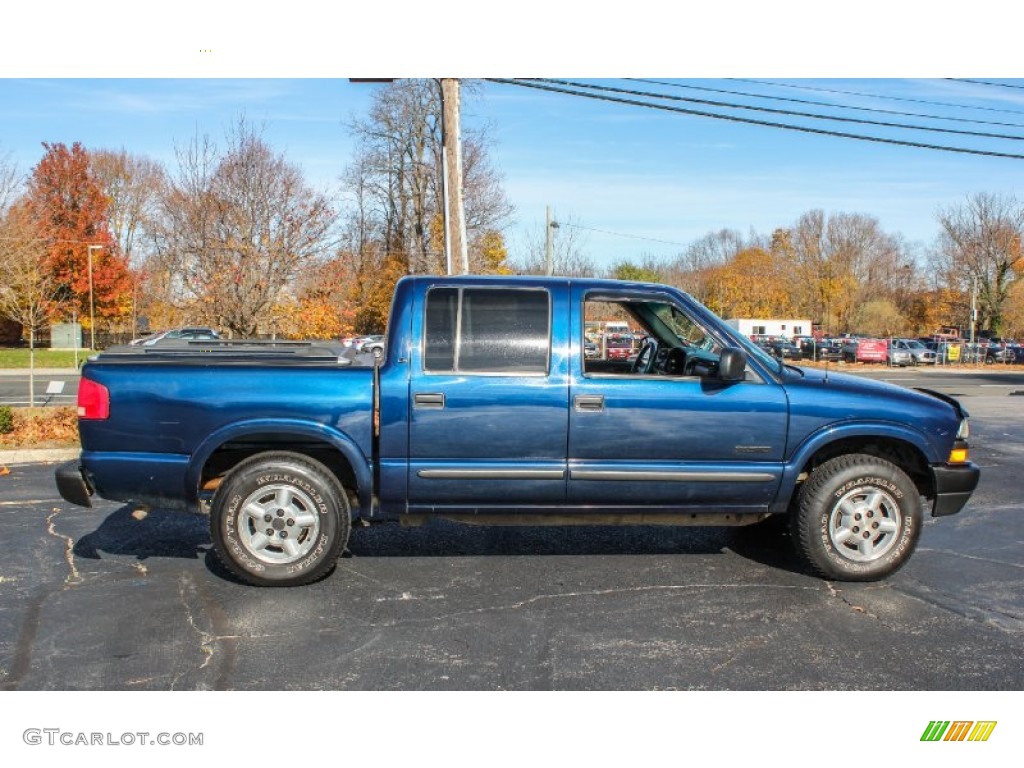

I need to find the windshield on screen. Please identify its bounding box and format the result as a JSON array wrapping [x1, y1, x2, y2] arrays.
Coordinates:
[[653, 292, 784, 373], [585, 292, 790, 378], [648, 303, 718, 350], [654, 300, 788, 374]]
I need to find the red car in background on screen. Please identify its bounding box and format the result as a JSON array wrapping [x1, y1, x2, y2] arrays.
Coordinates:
[[605, 334, 635, 360]]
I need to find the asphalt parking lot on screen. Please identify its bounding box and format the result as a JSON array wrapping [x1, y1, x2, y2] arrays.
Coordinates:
[[1, 369, 1022, 692]]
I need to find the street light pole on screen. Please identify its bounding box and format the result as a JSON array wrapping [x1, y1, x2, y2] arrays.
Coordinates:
[[87, 244, 102, 350]]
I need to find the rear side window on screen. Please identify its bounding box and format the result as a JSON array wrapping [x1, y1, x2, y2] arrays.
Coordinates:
[[424, 287, 550, 374]]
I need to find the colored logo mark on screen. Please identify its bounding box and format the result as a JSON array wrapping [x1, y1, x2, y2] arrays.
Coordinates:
[[921, 721, 997, 742]]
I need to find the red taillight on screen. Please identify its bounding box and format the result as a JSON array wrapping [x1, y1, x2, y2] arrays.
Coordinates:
[[77, 378, 110, 420]]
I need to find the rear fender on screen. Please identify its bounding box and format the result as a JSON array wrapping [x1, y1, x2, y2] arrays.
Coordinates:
[[186, 418, 373, 514]]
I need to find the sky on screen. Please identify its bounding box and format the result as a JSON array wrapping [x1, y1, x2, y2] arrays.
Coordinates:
[[3, 4, 1024, 273], [5, 76, 1024, 273]]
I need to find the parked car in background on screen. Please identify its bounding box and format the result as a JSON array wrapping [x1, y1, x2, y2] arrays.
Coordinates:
[[797, 337, 842, 362], [768, 339, 803, 361], [604, 335, 634, 360], [892, 338, 936, 365], [359, 335, 386, 359], [984, 341, 1015, 364], [886, 344, 913, 367], [131, 327, 221, 346]]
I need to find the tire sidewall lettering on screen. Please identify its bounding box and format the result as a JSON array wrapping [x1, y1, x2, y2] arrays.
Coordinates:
[[833, 476, 903, 501]]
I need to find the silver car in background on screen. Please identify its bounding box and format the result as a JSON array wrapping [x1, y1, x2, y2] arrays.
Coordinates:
[[892, 338, 938, 365]]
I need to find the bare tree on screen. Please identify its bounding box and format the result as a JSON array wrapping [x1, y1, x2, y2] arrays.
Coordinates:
[[0, 148, 21, 213], [90, 149, 166, 267], [90, 149, 166, 337], [153, 120, 335, 337], [936, 192, 1024, 334], [512, 213, 595, 277], [0, 202, 54, 406], [345, 79, 513, 276]]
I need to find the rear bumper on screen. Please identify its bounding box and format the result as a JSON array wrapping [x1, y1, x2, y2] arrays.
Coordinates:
[[931, 462, 980, 517], [54, 460, 94, 508]]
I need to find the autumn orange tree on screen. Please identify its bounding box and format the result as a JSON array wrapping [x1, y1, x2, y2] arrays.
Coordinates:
[[275, 256, 356, 339], [704, 247, 795, 319], [24, 142, 131, 337]]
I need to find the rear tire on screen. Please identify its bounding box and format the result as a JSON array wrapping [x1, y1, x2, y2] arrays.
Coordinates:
[[210, 451, 350, 587], [791, 454, 921, 581]]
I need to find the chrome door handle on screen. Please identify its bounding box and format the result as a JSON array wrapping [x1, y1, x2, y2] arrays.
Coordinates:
[[574, 394, 605, 412], [414, 392, 446, 409]]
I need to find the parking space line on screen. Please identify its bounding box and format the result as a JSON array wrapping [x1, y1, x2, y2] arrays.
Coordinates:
[[0, 499, 64, 507]]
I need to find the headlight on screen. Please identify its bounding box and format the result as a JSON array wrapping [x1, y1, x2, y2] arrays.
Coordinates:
[[956, 418, 970, 440]]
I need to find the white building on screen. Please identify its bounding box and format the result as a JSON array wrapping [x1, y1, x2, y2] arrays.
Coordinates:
[[726, 318, 812, 339]]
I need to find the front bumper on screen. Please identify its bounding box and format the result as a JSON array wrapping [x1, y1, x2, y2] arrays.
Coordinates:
[[54, 460, 93, 508], [931, 462, 980, 517]]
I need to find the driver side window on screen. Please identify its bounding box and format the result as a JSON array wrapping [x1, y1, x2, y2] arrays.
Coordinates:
[[583, 299, 642, 376], [582, 294, 724, 379]]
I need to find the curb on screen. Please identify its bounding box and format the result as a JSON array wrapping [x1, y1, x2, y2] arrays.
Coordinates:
[[0, 368, 81, 377], [0, 448, 79, 466]]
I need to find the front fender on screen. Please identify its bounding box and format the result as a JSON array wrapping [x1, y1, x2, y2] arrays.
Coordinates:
[[186, 418, 373, 512], [772, 420, 938, 513]]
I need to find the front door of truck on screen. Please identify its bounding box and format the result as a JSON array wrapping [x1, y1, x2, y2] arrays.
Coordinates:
[[567, 287, 788, 511], [406, 283, 570, 510]]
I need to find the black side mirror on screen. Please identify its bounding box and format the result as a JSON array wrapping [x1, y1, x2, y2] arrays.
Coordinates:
[[718, 346, 747, 381]]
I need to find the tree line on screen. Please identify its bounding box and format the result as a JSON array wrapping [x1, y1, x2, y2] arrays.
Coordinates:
[[605, 199, 1024, 339], [2, 79, 1023, 347]]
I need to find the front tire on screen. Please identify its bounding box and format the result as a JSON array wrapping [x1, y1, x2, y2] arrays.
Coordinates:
[[792, 454, 921, 581], [210, 452, 350, 586]]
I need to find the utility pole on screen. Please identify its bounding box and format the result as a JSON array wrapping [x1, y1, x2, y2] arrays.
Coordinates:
[[441, 78, 469, 274], [545, 206, 559, 276]]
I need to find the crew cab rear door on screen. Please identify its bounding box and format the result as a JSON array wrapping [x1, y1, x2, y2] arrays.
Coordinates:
[[406, 282, 570, 509]]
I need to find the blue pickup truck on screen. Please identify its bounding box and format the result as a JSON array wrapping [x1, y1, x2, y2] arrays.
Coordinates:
[[56, 276, 979, 586]]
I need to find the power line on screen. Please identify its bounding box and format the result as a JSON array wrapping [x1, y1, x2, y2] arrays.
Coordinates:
[[728, 78, 1024, 118], [530, 78, 1024, 142], [629, 78, 1024, 131], [485, 78, 1024, 160], [559, 221, 691, 248], [946, 78, 1024, 92]]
